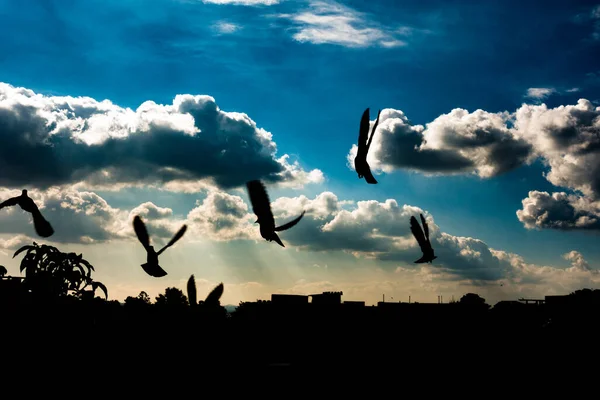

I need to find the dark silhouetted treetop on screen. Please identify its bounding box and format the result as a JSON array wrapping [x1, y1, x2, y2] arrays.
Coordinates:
[[155, 287, 188, 308], [13, 242, 107, 299]]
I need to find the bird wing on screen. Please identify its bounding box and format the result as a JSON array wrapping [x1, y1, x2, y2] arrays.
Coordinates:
[[246, 180, 275, 227], [133, 215, 151, 251], [275, 210, 305, 232], [420, 214, 430, 241], [187, 275, 197, 306], [365, 109, 381, 152], [357, 108, 370, 152], [157, 224, 187, 255], [0, 196, 19, 210], [204, 282, 224, 304], [410, 216, 430, 253]]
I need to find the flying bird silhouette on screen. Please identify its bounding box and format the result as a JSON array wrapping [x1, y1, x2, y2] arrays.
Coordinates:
[[0, 189, 54, 237], [187, 274, 197, 306], [133, 215, 187, 277], [186, 274, 224, 306], [354, 107, 381, 184], [246, 180, 305, 247], [410, 213, 437, 263], [204, 282, 224, 306]]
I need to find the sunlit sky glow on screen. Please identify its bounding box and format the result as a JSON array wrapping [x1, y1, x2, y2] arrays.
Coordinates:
[[1, 0, 599, 306]]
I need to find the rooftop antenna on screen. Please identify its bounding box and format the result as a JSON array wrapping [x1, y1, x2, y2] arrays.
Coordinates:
[[409, 295, 411, 304]]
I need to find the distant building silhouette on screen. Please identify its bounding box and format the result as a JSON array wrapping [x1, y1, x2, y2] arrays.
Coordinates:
[[271, 294, 309, 306], [310, 291, 343, 305]]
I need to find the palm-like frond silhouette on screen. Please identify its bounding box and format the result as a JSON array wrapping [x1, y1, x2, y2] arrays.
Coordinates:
[[410, 213, 437, 263], [0, 189, 54, 237], [246, 179, 305, 247], [354, 108, 381, 184], [133, 215, 187, 277]]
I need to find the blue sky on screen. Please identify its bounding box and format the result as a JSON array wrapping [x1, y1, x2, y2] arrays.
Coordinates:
[[0, 0, 599, 305]]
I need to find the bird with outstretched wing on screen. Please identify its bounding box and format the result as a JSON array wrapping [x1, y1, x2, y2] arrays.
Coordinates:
[[187, 275, 224, 307], [133, 215, 187, 277], [0, 189, 54, 238], [410, 213, 437, 263], [187, 274, 197, 306], [354, 108, 381, 184], [246, 180, 305, 247]]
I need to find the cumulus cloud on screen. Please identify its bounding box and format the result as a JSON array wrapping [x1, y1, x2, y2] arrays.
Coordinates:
[[346, 98, 600, 231], [514, 99, 600, 230], [492, 250, 598, 296], [525, 87, 556, 100], [514, 99, 600, 199], [0, 187, 192, 247], [0, 82, 323, 192], [187, 190, 258, 241], [0, 234, 31, 255], [347, 108, 533, 180], [0, 187, 127, 244], [1, 186, 597, 299], [563, 250, 591, 272], [270, 194, 512, 281], [516, 191, 600, 230], [267, 192, 598, 296], [280, 0, 406, 48]]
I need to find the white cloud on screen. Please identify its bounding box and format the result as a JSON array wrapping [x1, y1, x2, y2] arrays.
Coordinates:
[[187, 190, 259, 241], [213, 22, 241, 34], [563, 250, 591, 271], [1, 186, 597, 303], [281, 0, 405, 48], [525, 87, 556, 100], [345, 98, 600, 232], [0, 81, 323, 192]]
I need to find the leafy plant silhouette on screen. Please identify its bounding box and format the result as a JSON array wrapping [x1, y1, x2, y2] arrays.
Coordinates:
[[13, 242, 107, 300]]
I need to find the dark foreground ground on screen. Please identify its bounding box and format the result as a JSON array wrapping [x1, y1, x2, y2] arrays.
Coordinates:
[[3, 301, 598, 371]]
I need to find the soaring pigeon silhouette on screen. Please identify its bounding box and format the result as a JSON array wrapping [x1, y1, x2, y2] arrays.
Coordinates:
[[410, 213, 437, 263], [186, 274, 224, 306], [354, 107, 381, 184], [133, 215, 187, 277], [187, 275, 197, 306], [246, 180, 305, 247], [0, 189, 54, 237], [204, 282, 224, 306]]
